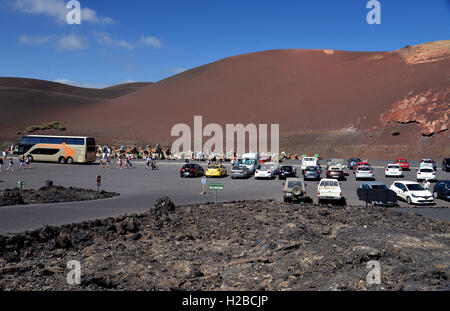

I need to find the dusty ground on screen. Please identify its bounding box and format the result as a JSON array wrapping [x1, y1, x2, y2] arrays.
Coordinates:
[[0, 186, 119, 207], [0, 198, 448, 291]]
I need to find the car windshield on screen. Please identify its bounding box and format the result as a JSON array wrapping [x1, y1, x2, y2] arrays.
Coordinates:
[[281, 166, 293, 171], [321, 181, 338, 187], [241, 159, 256, 165], [422, 159, 432, 163], [358, 167, 371, 171], [287, 181, 302, 188], [261, 165, 272, 170], [233, 166, 246, 170], [305, 167, 317, 171], [209, 165, 220, 169], [406, 184, 425, 191], [371, 184, 388, 190], [388, 165, 400, 169], [398, 159, 407, 163], [420, 169, 434, 173]]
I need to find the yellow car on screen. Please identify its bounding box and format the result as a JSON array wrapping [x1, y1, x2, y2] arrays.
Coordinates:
[[206, 164, 227, 177]]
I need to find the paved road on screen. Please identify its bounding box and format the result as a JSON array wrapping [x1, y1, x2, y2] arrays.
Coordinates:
[[0, 159, 448, 234]]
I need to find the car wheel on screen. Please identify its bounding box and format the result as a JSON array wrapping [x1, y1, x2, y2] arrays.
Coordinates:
[[58, 156, 66, 164], [406, 196, 412, 205], [66, 157, 74, 164], [433, 192, 438, 199]]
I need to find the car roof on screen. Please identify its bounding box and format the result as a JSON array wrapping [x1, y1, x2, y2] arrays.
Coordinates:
[[361, 181, 386, 186], [394, 181, 419, 185]]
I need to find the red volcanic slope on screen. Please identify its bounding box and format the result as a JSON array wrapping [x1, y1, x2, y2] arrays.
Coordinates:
[[1, 41, 449, 158]]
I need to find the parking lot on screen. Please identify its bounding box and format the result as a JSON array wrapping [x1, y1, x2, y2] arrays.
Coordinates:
[[0, 159, 449, 233]]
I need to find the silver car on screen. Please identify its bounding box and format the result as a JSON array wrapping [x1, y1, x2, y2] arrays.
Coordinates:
[[355, 165, 375, 180]]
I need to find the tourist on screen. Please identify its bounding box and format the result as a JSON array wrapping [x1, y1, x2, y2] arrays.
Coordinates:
[[7, 158, 14, 171], [25, 156, 32, 169], [19, 157, 25, 169]]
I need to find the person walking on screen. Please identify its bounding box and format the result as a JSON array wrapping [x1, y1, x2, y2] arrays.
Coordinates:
[[7, 158, 14, 171], [145, 155, 151, 170], [423, 179, 431, 190], [25, 156, 32, 169], [0, 157, 3, 172], [2, 149, 8, 161]]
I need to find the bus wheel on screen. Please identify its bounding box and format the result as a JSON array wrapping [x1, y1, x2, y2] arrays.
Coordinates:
[[66, 157, 74, 164], [58, 157, 66, 164]]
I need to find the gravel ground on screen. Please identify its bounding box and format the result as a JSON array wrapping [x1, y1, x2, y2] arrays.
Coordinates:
[[0, 198, 448, 291]]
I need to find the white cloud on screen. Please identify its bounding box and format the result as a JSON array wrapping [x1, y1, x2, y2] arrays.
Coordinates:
[[138, 36, 162, 49], [18, 34, 53, 45], [168, 67, 186, 75], [54, 34, 86, 51], [93, 31, 134, 50], [54, 79, 109, 89], [93, 32, 162, 50], [13, 0, 116, 24]]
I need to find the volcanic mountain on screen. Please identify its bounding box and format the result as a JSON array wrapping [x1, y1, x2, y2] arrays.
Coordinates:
[[1, 40, 449, 158]]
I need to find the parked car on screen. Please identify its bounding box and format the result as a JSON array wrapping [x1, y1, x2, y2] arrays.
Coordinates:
[[283, 178, 307, 203], [385, 164, 403, 177], [442, 158, 450, 172], [327, 158, 346, 170], [303, 166, 321, 180], [395, 158, 410, 170], [355, 165, 375, 180], [255, 164, 276, 179], [231, 165, 251, 179], [433, 180, 450, 200], [348, 158, 362, 170], [317, 179, 343, 204], [206, 164, 227, 178], [279, 166, 297, 180], [358, 182, 397, 206], [354, 161, 371, 171], [301, 156, 318, 172], [390, 181, 434, 205], [264, 162, 280, 175], [419, 159, 437, 171], [326, 166, 345, 180], [416, 168, 437, 182], [180, 164, 204, 178]]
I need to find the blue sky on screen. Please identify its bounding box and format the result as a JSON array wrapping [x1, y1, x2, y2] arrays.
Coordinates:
[[0, 0, 449, 87]]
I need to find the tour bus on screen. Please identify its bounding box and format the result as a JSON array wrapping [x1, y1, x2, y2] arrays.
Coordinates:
[[18, 135, 96, 164]]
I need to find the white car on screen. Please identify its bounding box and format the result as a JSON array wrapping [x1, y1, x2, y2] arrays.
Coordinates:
[[416, 168, 437, 181], [264, 162, 280, 175], [255, 164, 275, 179], [301, 157, 318, 171], [390, 181, 434, 205], [355, 165, 375, 180], [419, 159, 437, 171], [385, 164, 403, 177], [317, 179, 343, 204]]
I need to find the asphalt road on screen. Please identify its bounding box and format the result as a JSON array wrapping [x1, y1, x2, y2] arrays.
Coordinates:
[[0, 159, 449, 234]]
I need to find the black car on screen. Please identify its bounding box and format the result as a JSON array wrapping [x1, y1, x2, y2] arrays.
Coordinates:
[[348, 158, 362, 170], [442, 158, 450, 172], [433, 180, 450, 200], [180, 164, 204, 177], [279, 166, 296, 180], [303, 166, 320, 180]]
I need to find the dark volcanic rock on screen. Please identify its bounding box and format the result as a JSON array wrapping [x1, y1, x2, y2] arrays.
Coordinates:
[[0, 189, 24, 206], [0, 199, 448, 291], [0, 186, 119, 207]]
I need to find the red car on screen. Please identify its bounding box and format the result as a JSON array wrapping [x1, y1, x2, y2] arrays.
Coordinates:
[[395, 158, 410, 170]]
